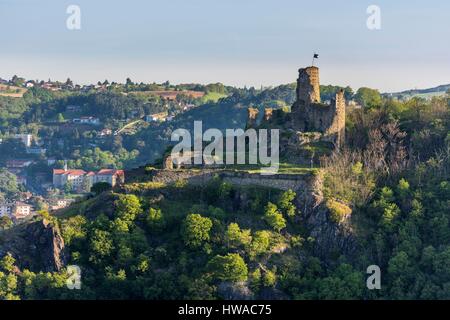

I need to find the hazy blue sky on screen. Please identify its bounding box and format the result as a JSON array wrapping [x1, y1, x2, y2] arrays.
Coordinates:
[[0, 0, 449, 92]]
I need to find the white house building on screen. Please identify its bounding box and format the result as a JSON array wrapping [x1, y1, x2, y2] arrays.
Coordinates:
[[72, 116, 100, 125], [53, 168, 125, 191]]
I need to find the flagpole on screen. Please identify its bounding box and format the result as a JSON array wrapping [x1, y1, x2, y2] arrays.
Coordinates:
[[311, 53, 318, 67]]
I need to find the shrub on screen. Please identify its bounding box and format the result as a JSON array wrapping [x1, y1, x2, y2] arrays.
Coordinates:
[[248, 230, 271, 259], [146, 208, 165, 232], [325, 199, 352, 224]]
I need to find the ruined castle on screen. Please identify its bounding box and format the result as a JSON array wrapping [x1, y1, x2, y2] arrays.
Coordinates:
[[248, 66, 346, 151]]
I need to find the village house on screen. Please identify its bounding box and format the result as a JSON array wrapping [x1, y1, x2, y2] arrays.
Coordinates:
[[0, 203, 12, 217], [82, 84, 95, 92], [99, 128, 113, 136], [72, 116, 100, 125], [48, 198, 76, 211], [52, 169, 86, 190], [0, 201, 33, 220], [25, 81, 35, 88], [94, 169, 125, 186], [52, 168, 125, 191], [183, 103, 196, 111], [41, 82, 60, 91], [145, 112, 168, 122], [12, 202, 33, 220]]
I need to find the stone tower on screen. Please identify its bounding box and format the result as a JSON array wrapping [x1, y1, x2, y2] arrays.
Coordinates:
[[328, 89, 346, 148], [292, 66, 346, 148], [296, 66, 321, 105], [245, 65, 346, 149]]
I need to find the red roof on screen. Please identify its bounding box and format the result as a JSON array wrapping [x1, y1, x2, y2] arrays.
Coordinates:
[[97, 169, 124, 176], [53, 168, 124, 176], [53, 169, 86, 175]]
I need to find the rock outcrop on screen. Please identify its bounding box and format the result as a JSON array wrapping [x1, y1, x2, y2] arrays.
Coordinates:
[[217, 281, 254, 300], [298, 174, 357, 259], [0, 219, 67, 272]]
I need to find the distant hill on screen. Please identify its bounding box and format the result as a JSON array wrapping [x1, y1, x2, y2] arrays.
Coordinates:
[[385, 84, 450, 100]]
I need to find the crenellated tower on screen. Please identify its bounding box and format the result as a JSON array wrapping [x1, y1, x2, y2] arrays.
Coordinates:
[[245, 65, 346, 151], [292, 66, 346, 147], [296, 66, 321, 105]]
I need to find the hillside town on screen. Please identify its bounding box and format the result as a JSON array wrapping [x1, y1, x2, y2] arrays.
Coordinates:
[[0, 75, 220, 226]]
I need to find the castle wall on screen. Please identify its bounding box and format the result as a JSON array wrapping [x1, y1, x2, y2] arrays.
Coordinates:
[[326, 90, 346, 147], [149, 169, 315, 193]]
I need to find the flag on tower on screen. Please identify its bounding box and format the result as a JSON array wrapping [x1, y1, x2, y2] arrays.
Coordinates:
[[311, 53, 319, 66]]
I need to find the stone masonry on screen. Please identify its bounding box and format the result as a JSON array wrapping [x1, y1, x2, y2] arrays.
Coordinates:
[[248, 66, 346, 148], [291, 66, 345, 148]]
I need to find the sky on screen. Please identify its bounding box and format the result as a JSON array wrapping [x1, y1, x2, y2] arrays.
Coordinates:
[[0, 0, 449, 92]]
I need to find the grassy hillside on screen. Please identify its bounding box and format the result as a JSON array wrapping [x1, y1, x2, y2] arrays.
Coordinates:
[[0, 84, 27, 98]]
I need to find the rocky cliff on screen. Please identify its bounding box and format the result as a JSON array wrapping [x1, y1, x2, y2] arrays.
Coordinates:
[[0, 218, 67, 272], [298, 173, 357, 259]]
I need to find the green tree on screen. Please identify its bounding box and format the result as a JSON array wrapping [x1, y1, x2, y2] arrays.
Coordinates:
[[0, 253, 16, 273], [278, 189, 297, 218], [89, 229, 114, 264], [0, 272, 18, 300], [262, 269, 277, 287], [113, 194, 142, 232], [355, 87, 382, 108], [263, 203, 286, 232], [0, 169, 19, 197], [397, 178, 410, 199], [225, 223, 252, 248], [146, 207, 165, 232], [208, 253, 248, 282], [182, 214, 213, 248], [248, 230, 271, 259], [61, 215, 87, 246], [64, 181, 73, 194]]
